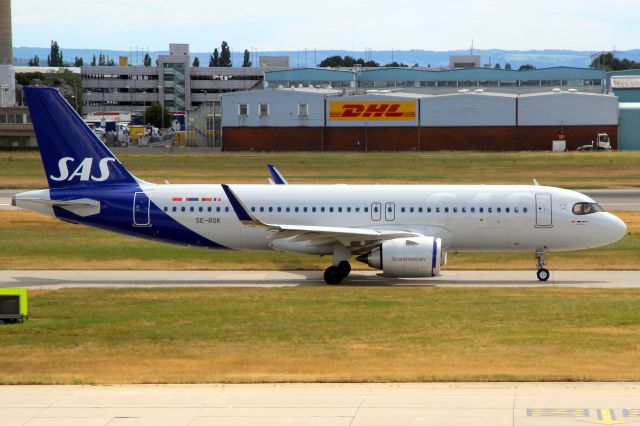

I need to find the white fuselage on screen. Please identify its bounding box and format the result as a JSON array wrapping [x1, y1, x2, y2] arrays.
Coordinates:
[[141, 183, 626, 253]]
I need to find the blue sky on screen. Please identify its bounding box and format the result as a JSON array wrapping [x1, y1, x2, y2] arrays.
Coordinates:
[[13, 0, 640, 51]]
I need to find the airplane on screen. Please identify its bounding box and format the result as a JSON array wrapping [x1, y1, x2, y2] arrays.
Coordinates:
[[13, 86, 627, 284]]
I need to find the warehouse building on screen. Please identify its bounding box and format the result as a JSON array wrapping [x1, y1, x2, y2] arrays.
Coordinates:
[[221, 88, 618, 151]]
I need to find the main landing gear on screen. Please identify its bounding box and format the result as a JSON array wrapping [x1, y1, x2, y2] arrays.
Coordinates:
[[324, 244, 352, 285], [324, 261, 351, 285], [535, 250, 550, 282]]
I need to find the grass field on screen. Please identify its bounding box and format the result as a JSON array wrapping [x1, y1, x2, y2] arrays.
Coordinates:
[[2, 151, 640, 189], [1, 210, 638, 270], [1, 287, 640, 384]]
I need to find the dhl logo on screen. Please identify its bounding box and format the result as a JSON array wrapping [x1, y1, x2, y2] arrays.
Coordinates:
[[329, 101, 416, 121]]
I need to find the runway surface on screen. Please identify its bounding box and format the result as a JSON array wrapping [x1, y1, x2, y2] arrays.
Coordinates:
[[1, 270, 639, 289], [2, 382, 640, 425], [2, 189, 640, 211]]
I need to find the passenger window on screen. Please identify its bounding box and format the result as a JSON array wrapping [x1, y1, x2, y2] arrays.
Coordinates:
[[355, 207, 360, 212], [260, 207, 264, 212], [479, 207, 484, 213], [225, 207, 229, 212], [208, 207, 212, 212], [453, 207, 457, 213], [419, 207, 423, 213], [338, 207, 342, 212], [312, 207, 317, 212], [462, 207, 466, 213], [172, 206, 177, 212], [304, 207, 308, 212], [470, 207, 475, 213], [364, 207, 369, 212], [251, 207, 256, 212], [444, 207, 449, 213], [410, 207, 414, 213], [488, 207, 492, 213], [427, 207, 431, 213], [514, 207, 519, 213], [523, 207, 528, 213], [497, 207, 501, 213], [269, 207, 273, 212], [295, 207, 299, 212], [330, 207, 334, 212], [321, 207, 325, 212], [436, 207, 440, 213], [163, 206, 168, 212], [286, 207, 290, 212], [199, 206, 203, 212], [347, 207, 351, 212], [181, 207, 185, 212], [401, 207, 406, 213], [216, 206, 221, 212], [277, 207, 282, 212]]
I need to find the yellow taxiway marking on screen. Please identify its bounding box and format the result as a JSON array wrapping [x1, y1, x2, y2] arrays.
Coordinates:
[[583, 409, 631, 425]]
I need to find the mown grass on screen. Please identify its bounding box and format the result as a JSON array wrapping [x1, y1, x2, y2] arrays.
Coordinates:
[[2, 151, 640, 189], [1, 210, 638, 270], [1, 287, 640, 383]]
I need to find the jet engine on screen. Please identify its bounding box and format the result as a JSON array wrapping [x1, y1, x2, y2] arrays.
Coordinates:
[[356, 236, 442, 277]]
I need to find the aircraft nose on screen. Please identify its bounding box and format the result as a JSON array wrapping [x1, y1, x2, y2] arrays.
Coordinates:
[[607, 214, 627, 242]]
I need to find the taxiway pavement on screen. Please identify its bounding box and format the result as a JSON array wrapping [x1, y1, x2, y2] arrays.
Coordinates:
[[1, 270, 638, 289], [2, 382, 640, 425]]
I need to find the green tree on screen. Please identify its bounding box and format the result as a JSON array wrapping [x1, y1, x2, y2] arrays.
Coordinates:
[[144, 103, 171, 128], [384, 61, 408, 67], [219, 41, 232, 67], [143, 53, 152, 66], [319, 55, 343, 67], [28, 55, 40, 66], [504, 63, 512, 70], [494, 63, 501, 69], [47, 40, 63, 67], [90, 54, 96, 66], [73, 56, 83, 67], [242, 49, 251, 67], [518, 64, 536, 70], [209, 48, 219, 67], [589, 52, 640, 71], [192, 56, 200, 67]]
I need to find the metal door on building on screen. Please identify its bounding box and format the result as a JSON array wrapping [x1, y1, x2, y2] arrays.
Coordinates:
[[371, 202, 381, 221], [133, 192, 151, 226], [385, 202, 395, 221], [535, 193, 552, 227]]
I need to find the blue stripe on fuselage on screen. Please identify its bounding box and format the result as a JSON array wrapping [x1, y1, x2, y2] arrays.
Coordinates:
[[50, 186, 229, 249]]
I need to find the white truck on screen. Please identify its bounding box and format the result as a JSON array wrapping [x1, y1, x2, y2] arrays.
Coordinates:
[[577, 133, 612, 151]]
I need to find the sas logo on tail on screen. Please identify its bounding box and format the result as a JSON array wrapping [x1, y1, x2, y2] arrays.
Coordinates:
[[329, 101, 416, 121], [50, 157, 116, 182]]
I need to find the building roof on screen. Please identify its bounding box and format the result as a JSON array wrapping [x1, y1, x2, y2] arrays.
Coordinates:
[[265, 68, 355, 82]]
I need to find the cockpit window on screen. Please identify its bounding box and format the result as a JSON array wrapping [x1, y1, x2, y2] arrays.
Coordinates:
[[572, 202, 604, 215]]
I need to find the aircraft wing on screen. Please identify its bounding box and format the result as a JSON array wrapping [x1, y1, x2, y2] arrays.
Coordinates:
[[222, 184, 418, 247]]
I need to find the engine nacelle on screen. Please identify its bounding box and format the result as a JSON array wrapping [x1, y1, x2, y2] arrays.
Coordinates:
[[357, 236, 442, 278]]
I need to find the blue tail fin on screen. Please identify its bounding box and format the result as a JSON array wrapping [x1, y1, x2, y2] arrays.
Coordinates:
[[24, 86, 139, 189]]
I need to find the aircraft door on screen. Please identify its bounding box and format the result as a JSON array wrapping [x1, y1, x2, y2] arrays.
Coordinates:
[[371, 202, 381, 221], [133, 192, 151, 226], [535, 193, 552, 227], [385, 202, 395, 221]]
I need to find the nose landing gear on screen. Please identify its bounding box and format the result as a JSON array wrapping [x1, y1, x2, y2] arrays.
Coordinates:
[[535, 250, 550, 282]]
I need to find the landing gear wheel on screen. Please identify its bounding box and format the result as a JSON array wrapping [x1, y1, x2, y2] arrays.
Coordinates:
[[537, 268, 550, 282], [337, 261, 351, 278], [324, 266, 343, 285]]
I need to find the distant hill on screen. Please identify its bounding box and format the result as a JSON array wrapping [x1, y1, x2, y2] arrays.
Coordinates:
[[12, 46, 640, 69]]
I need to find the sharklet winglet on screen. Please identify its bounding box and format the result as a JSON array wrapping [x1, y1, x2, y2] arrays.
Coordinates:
[[221, 184, 262, 226]]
